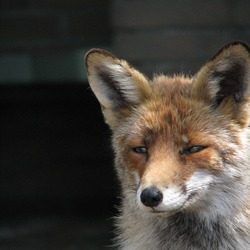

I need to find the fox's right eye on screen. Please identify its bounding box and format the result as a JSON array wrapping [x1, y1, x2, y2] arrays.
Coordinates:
[[179, 145, 207, 155], [132, 147, 148, 154]]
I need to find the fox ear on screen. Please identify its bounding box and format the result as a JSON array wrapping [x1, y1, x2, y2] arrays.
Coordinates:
[[191, 41, 250, 127], [85, 49, 150, 128]]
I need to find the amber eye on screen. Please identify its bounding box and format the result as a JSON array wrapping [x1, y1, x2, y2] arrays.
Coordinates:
[[180, 145, 207, 155], [132, 146, 148, 154]]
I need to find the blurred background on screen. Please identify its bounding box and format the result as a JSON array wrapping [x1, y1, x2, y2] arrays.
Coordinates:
[[0, 0, 249, 249]]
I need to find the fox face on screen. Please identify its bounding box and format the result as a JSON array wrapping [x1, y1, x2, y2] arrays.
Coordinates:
[[85, 42, 250, 217]]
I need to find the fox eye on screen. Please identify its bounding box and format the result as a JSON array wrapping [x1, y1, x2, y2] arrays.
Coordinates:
[[180, 145, 207, 155], [133, 146, 148, 154]]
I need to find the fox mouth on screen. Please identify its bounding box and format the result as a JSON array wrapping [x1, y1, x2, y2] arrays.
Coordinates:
[[151, 206, 182, 216], [150, 208, 180, 217], [151, 209, 166, 214]]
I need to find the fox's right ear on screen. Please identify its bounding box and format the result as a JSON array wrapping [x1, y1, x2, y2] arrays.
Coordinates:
[[85, 49, 150, 128]]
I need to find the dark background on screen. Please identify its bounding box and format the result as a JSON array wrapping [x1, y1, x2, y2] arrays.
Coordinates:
[[0, 0, 249, 249]]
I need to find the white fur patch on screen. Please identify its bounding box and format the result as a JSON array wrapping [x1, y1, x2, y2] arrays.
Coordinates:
[[133, 171, 141, 186], [186, 170, 214, 193], [157, 186, 188, 212], [103, 63, 140, 104], [181, 135, 189, 144], [207, 76, 222, 97]]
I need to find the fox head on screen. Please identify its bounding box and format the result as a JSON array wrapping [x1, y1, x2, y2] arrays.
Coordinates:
[[85, 42, 250, 218]]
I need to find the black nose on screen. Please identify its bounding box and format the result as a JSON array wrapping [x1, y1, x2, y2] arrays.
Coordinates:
[[140, 187, 163, 208]]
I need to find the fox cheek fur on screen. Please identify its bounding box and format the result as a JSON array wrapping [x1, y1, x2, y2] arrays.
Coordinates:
[[85, 42, 250, 249]]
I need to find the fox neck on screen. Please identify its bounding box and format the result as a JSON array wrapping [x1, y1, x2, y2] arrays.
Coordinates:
[[155, 211, 249, 249]]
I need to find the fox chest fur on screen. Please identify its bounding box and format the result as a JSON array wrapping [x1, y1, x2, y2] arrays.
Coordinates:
[[85, 42, 250, 249]]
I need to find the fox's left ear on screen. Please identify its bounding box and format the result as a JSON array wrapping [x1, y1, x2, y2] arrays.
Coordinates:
[[85, 49, 150, 129], [191, 41, 250, 127]]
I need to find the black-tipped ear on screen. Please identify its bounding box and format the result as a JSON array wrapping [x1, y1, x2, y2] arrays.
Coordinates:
[[85, 49, 150, 128], [191, 41, 250, 126]]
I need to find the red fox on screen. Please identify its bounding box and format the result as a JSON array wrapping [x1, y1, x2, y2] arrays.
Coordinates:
[[85, 41, 250, 249]]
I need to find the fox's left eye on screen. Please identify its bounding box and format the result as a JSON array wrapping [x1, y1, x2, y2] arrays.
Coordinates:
[[180, 145, 207, 155], [133, 146, 148, 154]]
